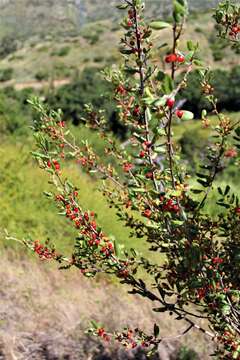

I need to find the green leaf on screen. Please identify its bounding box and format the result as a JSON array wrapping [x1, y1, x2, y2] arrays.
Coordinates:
[[145, 107, 152, 122], [90, 320, 99, 329], [154, 323, 160, 337], [162, 75, 174, 94], [156, 70, 165, 81], [153, 96, 167, 107], [43, 191, 53, 198], [131, 187, 146, 193], [149, 21, 171, 30], [224, 185, 230, 196], [153, 307, 166, 313], [197, 179, 208, 187], [116, 4, 128, 9], [173, 0, 187, 22], [191, 189, 203, 194], [184, 51, 195, 63], [119, 48, 133, 55], [201, 109, 207, 118], [235, 127, 240, 137], [124, 67, 138, 74], [114, 240, 121, 257], [181, 111, 194, 121], [187, 40, 195, 51], [31, 151, 48, 159]]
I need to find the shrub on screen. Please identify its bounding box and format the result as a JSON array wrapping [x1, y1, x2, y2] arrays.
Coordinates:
[[51, 46, 71, 57], [0, 91, 29, 135], [180, 65, 240, 116], [35, 69, 49, 81], [11, 1, 240, 359], [0, 35, 18, 59], [177, 346, 199, 360], [0, 68, 14, 82], [179, 128, 209, 171]]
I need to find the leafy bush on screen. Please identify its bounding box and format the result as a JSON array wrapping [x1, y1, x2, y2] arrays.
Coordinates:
[[47, 67, 127, 138], [0, 68, 14, 82], [179, 128, 208, 171], [51, 46, 71, 57], [0, 35, 18, 59], [208, 31, 229, 61], [177, 346, 199, 360], [35, 69, 49, 81], [0, 91, 29, 135], [180, 65, 240, 116]]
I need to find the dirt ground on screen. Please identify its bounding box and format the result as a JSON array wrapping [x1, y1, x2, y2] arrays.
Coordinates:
[[0, 251, 215, 359]]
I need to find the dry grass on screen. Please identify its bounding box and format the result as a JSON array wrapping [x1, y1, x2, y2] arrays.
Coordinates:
[[0, 251, 216, 359]]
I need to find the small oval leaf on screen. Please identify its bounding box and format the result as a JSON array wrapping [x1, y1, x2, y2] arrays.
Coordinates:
[[149, 21, 171, 30]]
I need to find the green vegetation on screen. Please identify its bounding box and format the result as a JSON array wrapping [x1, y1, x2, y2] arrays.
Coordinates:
[[0, 140, 136, 254], [47, 67, 115, 126], [51, 46, 71, 57], [180, 65, 240, 116], [0, 67, 13, 82]]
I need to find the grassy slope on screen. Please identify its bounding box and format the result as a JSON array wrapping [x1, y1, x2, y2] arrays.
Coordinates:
[[0, 133, 148, 255]]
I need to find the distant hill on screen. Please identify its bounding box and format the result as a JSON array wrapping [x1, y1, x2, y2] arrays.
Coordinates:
[[0, 0, 222, 40], [1, 0, 239, 86]]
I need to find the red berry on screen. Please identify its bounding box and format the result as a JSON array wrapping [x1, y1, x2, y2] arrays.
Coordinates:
[[166, 98, 175, 109], [47, 160, 51, 168], [133, 105, 140, 116], [176, 54, 185, 63], [84, 212, 89, 221], [123, 163, 133, 172], [142, 141, 151, 149], [54, 163, 60, 171], [212, 257, 223, 264], [116, 85, 126, 95], [231, 26, 239, 33], [165, 53, 177, 63], [172, 204, 180, 213], [145, 172, 153, 179], [176, 110, 184, 118], [127, 20, 133, 27], [58, 121, 65, 128], [225, 148, 237, 158], [143, 209, 152, 218], [235, 207, 240, 215], [139, 150, 146, 158], [97, 328, 105, 337]]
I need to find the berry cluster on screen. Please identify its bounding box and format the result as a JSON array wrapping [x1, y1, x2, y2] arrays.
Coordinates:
[[33, 240, 56, 260], [229, 24, 240, 37], [162, 198, 180, 213], [165, 53, 185, 63], [47, 159, 61, 172], [55, 192, 114, 257]]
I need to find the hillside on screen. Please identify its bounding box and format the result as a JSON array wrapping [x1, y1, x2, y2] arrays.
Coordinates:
[[0, 13, 239, 86], [0, 0, 223, 41], [0, 0, 238, 87]]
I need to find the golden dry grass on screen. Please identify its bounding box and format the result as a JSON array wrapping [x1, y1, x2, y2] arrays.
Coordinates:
[[0, 251, 215, 359]]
